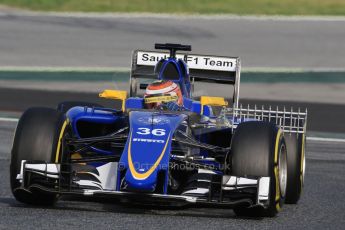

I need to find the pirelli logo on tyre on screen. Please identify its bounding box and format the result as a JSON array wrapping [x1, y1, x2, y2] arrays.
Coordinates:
[[136, 51, 237, 72]]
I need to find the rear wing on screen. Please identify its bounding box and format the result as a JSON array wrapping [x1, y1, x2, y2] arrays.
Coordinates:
[[130, 50, 241, 107]]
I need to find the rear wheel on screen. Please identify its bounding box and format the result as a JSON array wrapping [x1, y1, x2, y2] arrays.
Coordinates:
[[231, 121, 287, 217], [10, 107, 68, 205], [285, 134, 305, 204]]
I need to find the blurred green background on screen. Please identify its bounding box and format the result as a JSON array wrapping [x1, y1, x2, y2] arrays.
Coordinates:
[[1, 0, 345, 15]]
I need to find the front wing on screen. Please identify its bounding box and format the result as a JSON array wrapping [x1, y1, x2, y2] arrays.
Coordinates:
[[16, 161, 271, 209]]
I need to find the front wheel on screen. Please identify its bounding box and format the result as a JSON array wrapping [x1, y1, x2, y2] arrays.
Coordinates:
[[10, 107, 67, 205], [231, 121, 287, 217]]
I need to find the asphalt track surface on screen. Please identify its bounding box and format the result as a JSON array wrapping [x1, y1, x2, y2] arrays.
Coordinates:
[[0, 120, 344, 230], [0, 87, 344, 133], [0, 11, 345, 69]]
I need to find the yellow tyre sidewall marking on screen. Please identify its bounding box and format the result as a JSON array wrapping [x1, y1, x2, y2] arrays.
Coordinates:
[[300, 133, 306, 188], [274, 129, 282, 207], [55, 120, 68, 163]]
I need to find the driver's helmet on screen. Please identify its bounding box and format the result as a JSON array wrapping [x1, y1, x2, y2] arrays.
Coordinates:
[[144, 80, 183, 109]]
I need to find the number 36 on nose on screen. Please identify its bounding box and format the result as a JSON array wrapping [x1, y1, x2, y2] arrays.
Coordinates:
[[136, 128, 166, 136]]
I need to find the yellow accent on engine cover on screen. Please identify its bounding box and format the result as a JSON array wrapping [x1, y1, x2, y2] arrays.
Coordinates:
[[99, 90, 127, 111], [200, 96, 228, 107]]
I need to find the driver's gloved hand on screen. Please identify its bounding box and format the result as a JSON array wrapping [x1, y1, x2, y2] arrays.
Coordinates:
[[165, 102, 186, 111]]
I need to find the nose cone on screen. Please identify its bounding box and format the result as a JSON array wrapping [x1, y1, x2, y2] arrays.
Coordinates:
[[123, 170, 159, 192], [119, 111, 187, 193], [123, 130, 171, 192]]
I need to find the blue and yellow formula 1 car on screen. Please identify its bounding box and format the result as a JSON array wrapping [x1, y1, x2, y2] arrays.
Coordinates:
[[10, 44, 307, 217]]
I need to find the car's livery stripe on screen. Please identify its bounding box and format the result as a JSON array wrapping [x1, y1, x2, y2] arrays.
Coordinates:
[[127, 130, 171, 180]]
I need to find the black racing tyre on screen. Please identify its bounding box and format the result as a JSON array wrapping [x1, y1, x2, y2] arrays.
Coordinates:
[[10, 107, 68, 205], [284, 133, 306, 204], [57, 101, 103, 113], [231, 121, 287, 217]]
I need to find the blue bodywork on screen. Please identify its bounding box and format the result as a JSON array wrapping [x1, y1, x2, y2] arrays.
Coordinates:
[[65, 56, 226, 193], [156, 57, 191, 98], [119, 111, 187, 193]]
